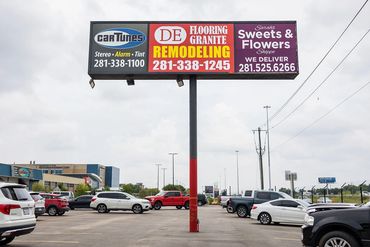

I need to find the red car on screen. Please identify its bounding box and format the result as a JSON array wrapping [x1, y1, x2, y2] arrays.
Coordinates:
[[39, 193, 70, 216], [145, 191, 189, 210]]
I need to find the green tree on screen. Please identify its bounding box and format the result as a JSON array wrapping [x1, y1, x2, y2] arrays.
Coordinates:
[[121, 183, 141, 194], [58, 183, 68, 191], [138, 188, 159, 198], [162, 184, 186, 193], [75, 184, 91, 197], [103, 186, 110, 191], [32, 182, 45, 192], [279, 187, 291, 195]]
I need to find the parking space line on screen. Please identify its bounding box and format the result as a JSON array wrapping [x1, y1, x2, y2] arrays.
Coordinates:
[[15, 240, 79, 244], [274, 237, 301, 242], [259, 229, 300, 235], [33, 232, 102, 235]]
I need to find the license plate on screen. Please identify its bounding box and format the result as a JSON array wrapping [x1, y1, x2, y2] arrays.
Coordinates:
[[23, 208, 30, 215]]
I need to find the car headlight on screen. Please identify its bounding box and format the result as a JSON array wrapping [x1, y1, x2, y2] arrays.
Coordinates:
[[304, 214, 314, 226]]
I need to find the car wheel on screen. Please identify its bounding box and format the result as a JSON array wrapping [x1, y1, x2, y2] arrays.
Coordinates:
[[47, 206, 58, 216], [319, 231, 359, 247], [176, 205, 182, 209], [0, 236, 15, 245], [97, 204, 108, 213], [259, 212, 272, 225], [184, 201, 189, 210], [132, 204, 143, 214], [197, 201, 203, 206], [236, 205, 248, 218], [227, 205, 234, 213], [154, 201, 162, 210]]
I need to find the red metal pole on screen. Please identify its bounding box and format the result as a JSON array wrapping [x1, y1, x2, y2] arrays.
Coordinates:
[[189, 75, 199, 232]]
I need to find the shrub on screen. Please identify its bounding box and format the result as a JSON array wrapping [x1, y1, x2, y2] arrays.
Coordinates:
[[32, 182, 45, 192]]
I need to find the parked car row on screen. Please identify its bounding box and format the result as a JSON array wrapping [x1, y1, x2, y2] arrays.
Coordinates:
[[220, 188, 369, 247], [1, 181, 211, 245]]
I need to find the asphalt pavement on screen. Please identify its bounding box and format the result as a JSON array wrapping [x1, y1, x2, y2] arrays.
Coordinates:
[[12, 206, 302, 247]]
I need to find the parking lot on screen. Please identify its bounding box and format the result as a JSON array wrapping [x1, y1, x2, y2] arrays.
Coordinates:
[[12, 206, 302, 247]]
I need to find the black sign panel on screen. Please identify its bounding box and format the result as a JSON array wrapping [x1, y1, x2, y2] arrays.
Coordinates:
[[88, 23, 148, 78]]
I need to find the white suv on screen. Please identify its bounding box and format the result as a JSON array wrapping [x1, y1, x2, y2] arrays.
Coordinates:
[[90, 192, 151, 214], [0, 183, 36, 245]]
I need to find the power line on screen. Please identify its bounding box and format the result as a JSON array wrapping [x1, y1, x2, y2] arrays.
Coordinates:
[[271, 29, 370, 129], [263, 0, 368, 126], [272, 81, 370, 151]]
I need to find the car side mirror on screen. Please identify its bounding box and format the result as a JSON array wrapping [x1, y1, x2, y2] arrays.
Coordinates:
[[164, 195, 168, 198], [297, 205, 304, 210]]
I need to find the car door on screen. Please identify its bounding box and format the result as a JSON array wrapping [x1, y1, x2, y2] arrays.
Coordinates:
[[77, 196, 92, 208], [99, 193, 116, 209], [280, 200, 305, 223], [164, 192, 175, 206], [172, 192, 182, 205], [116, 193, 131, 209], [269, 200, 284, 222]]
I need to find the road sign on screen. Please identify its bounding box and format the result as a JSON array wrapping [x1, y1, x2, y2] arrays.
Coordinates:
[[318, 177, 336, 184]]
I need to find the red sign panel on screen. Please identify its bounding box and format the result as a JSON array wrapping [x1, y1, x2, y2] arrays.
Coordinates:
[[148, 23, 234, 73]]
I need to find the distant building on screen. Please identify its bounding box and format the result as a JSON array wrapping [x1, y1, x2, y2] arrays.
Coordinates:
[[0, 162, 120, 191]]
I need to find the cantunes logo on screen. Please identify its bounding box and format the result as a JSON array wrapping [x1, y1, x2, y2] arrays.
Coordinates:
[[94, 28, 146, 49]]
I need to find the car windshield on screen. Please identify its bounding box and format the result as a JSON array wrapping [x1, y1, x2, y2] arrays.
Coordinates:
[[297, 199, 310, 208], [156, 191, 166, 196], [279, 192, 293, 199], [123, 193, 136, 199], [31, 194, 43, 201]]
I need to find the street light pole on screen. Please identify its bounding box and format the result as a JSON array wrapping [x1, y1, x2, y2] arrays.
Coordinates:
[[264, 105, 271, 191], [169, 152, 178, 185], [161, 167, 167, 188], [155, 164, 161, 190], [236, 150, 239, 195]]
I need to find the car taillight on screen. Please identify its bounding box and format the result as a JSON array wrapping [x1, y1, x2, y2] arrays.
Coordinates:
[[91, 198, 96, 202], [252, 205, 257, 210], [0, 204, 21, 215]]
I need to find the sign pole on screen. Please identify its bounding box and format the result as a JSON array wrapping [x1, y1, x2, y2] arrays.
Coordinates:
[[189, 75, 199, 232]]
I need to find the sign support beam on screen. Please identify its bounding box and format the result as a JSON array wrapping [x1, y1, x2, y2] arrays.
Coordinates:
[[189, 75, 199, 232]]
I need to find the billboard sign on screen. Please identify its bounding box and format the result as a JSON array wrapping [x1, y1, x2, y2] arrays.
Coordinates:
[[205, 186, 214, 194], [318, 177, 336, 184], [88, 21, 298, 80], [13, 166, 32, 178]]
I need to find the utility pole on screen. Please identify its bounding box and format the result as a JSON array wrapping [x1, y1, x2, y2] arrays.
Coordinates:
[[155, 164, 161, 190], [264, 105, 272, 191], [169, 152, 178, 185], [257, 127, 264, 190], [224, 168, 227, 192], [235, 150, 240, 195], [161, 167, 167, 189]]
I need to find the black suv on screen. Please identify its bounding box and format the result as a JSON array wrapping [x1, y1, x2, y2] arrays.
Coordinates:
[[197, 194, 207, 206], [302, 207, 370, 247]]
